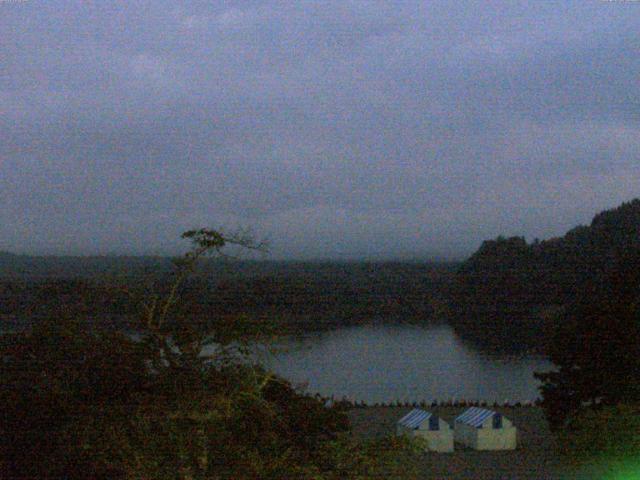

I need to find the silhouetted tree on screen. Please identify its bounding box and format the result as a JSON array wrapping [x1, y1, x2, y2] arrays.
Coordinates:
[[535, 246, 640, 429]]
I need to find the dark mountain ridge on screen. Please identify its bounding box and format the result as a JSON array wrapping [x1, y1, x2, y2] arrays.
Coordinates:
[[453, 198, 640, 352]]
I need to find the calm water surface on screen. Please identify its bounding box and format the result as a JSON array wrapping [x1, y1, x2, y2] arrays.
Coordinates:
[[263, 324, 553, 404], [2, 323, 550, 403]]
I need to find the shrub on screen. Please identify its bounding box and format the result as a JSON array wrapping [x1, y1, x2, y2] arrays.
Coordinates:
[[558, 404, 640, 464]]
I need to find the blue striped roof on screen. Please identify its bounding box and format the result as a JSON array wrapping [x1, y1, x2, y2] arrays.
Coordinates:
[[398, 409, 432, 429], [455, 407, 496, 428]]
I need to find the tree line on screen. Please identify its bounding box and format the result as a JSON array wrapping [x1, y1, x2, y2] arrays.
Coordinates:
[[451, 198, 640, 352]]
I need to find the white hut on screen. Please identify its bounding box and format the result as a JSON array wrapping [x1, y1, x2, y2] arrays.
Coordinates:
[[396, 409, 454, 453], [454, 407, 516, 450]]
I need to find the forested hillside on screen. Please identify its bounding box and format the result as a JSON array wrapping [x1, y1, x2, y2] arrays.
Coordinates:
[[0, 259, 457, 332], [452, 199, 640, 352], [3, 200, 639, 353]]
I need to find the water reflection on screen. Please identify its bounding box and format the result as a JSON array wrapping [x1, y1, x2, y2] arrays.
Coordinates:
[[265, 324, 552, 404]]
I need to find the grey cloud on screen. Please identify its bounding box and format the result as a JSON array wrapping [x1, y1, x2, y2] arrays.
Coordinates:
[[2, 1, 639, 258]]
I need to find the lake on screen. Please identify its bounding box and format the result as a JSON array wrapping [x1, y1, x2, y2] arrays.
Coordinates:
[[263, 324, 553, 404], [1, 320, 552, 404]]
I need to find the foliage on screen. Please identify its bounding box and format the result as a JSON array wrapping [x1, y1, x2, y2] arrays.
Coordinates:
[[534, 245, 640, 429], [0, 228, 423, 479], [316, 434, 425, 480], [453, 198, 640, 352], [0, 316, 154, 478], [556, 404, 640, 464]]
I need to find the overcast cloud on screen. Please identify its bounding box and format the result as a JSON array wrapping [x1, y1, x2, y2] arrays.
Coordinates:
[[1, 1, 639, 259]]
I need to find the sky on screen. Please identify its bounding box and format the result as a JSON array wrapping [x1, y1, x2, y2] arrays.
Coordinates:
[[1, 1, 639, 259]]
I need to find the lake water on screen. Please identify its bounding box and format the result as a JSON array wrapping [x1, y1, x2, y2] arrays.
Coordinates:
[[263, 324, 553, 404], [1, 321, 551, 404]]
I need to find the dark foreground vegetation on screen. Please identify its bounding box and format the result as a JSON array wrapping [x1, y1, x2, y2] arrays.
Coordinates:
[[0, 230, 424, 479], [0, 316, 424, 479]]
